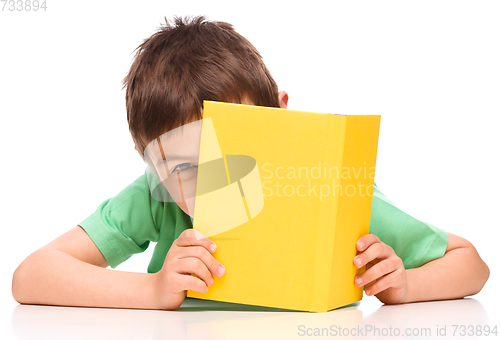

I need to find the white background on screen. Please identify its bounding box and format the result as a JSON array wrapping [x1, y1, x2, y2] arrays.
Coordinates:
[[1, 0, 498, 335]]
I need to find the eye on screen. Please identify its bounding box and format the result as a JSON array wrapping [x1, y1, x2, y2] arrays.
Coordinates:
[[171, 163, 197, 173]]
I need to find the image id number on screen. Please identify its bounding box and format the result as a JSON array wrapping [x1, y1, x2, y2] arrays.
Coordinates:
[[1, 0, 47, 11], [452, 325, 498, 337]]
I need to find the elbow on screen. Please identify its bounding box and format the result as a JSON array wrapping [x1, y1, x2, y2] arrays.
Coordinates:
[[12, 252, 38, 305], [463, 242, 490, 297], [448, 234, 490, 297], [12, 262, 27, 304], [472, 258, 490, 296]]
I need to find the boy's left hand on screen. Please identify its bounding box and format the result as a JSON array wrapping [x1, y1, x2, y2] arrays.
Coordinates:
[[354, 234, 408, 304]]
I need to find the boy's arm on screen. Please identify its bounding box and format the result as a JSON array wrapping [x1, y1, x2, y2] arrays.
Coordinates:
[[354, 233, 489, 304], [12, 226, 158, 309], [404, 232, 489, 303], [12, 226, 224, 310]]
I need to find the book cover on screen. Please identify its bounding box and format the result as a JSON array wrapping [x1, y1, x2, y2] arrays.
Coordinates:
[[187, 101, 381, 312]]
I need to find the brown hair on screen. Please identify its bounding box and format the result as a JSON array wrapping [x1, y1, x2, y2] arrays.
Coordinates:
[[123, 16, 280, 157]]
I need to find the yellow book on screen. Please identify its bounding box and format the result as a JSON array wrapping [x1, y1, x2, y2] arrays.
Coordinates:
[[187, 101, 381, 312]]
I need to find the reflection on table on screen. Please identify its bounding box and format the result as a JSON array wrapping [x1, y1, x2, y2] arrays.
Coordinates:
[[11, 297, 487, 340]]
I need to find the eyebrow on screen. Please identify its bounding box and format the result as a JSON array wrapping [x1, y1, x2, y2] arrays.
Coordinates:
[[155, 154, 198, 164], [154, 153, 199, 166]]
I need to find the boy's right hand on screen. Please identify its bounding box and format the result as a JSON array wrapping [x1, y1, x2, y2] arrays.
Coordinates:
[[152, 229, 225, 310]]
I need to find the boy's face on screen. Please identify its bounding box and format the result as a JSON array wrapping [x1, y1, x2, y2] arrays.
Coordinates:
[[136, 91, 288, 216], [143, 120, 202, 217]]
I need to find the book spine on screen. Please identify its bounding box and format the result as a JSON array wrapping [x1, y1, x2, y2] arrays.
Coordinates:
[[326, 115, 380, 310], [308, 115, 347, 312]]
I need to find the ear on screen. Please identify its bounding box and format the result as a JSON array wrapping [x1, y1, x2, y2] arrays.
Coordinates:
[[278, 90, 288, 109]]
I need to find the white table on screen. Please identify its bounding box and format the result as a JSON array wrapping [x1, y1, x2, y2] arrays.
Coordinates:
[[8, 295, 497, 340]]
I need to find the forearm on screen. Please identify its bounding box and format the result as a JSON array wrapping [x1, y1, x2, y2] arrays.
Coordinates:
[[12, 249, 159, 310], [404, 243, 489, 303]]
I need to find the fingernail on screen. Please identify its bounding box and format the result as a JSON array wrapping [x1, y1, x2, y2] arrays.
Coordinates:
[[354, 256, 362, 267], [210, 277, 214, 286], [365, 289, 371, 296], [357, 241, 364, 249], [205, 286, 209, 293], [210, 243, 217, 253], [355, 276, 363, 285], [218, 265, 225, 276]]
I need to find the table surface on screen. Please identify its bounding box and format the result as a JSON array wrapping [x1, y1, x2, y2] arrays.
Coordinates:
[[6, 292, 499, 340]]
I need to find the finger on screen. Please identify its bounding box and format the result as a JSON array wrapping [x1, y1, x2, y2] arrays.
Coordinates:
[[177, 245, 226, 278], [364, 268, 406, 296], [356, 234, 381, 252], [355, 257, 399, 287], [177, 273, 209, 294], [354, 242, 393, 268], [176, 257, 215, 287], [175, 229, 217, 253]]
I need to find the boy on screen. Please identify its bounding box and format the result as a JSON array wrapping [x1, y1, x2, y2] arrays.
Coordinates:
[[12, 16, 489, 311]]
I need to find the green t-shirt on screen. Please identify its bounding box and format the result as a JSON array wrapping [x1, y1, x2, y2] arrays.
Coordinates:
[[78, 171, 448, 273]]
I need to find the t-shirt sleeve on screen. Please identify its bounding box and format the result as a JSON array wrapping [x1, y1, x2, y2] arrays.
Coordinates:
[[369, 184, 449, 269], [78, 173, 160, 269]]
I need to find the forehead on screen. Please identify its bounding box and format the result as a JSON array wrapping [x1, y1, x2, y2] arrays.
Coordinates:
[[144, 120, 202, 163]]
